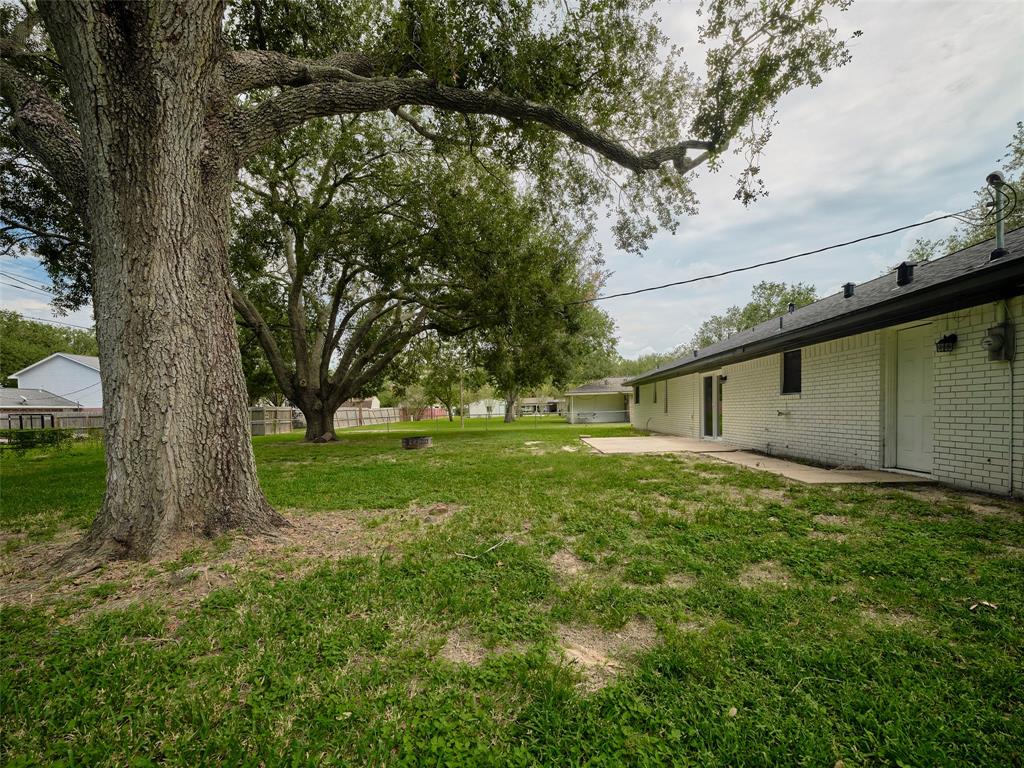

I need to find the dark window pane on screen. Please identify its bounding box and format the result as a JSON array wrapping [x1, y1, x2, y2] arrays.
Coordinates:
[[703, 376, 713, 436], [782, 350, 802, 394], [634, 386, 640, 403]]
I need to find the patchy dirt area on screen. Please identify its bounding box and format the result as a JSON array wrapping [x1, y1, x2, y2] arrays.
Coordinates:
[[663, 572, 697, 589], [549, 549, 592, 579], [0, 505, 455, 618], [738, 560, 794, 588], [812, 514, 854, 527], [398, 502, 460, 526], [436, 627, 527, 666], [438, 628, 490, 666], [555, 619, 659, 691], [900, 487, 1024, 519]]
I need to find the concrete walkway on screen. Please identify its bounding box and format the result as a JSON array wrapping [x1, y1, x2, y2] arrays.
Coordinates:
[[581, 436, 740, 454], [581, 437, 930, 485]]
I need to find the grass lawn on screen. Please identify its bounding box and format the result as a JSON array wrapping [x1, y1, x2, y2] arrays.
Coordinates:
[[2, 418, 1023, 766]]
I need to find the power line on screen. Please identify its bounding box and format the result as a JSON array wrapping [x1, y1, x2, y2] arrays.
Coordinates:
[[0, 271, 53, 293], [1, 280, 52, 298], [571, 208, 981, 304], [56, 380, 101, 398], [6, 311, 93, 330]]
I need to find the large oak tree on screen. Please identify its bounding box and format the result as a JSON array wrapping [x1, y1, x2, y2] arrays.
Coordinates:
[[0, 0, 854, 559], [230, 116, 595, 441]]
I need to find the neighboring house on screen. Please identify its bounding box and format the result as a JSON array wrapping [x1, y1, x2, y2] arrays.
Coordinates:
[[565, 378, 633, 424], [466, 398, 507, 418], [627, 229, 1024, 496], [519, 397, 562, 415], [342, 396, 381, 409], [8, 353, 102, 408], [0, 388, 83, 428]]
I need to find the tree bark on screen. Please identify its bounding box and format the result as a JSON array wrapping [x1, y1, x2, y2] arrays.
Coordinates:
[[300, 400, 338, 442], [38, 2, 283, 560], [504, 394, 517, 423]]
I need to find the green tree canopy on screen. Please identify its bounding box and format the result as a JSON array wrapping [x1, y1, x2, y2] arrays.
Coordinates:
[[676, 280, 818, 353]]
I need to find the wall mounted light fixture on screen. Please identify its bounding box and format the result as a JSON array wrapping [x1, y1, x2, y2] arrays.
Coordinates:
[[935, 333, 957, 353]]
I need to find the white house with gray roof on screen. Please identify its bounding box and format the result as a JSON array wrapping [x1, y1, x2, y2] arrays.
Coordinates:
[[627, 228, 1024, 496], [8, 353, 102, 408], [565, 377, 633, 424]]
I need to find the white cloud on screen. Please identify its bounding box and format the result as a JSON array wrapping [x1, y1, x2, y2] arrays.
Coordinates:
[[605, 0, 1024, 356], [0, 255, 95, 330]]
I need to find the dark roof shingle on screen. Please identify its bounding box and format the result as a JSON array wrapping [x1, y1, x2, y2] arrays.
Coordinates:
[[628, 227, 1024, 384]]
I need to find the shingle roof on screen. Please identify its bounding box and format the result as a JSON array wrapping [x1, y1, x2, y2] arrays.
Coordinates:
[[627, 227, 1024, 385], [0, 388, 81, 409], [60, 354, 100, 370], [565, 377, 631, 395]]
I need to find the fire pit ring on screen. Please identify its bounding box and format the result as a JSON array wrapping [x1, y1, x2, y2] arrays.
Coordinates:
[[402, 436, 433, 450]]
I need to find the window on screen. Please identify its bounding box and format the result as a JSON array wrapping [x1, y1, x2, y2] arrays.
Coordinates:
[[664, 380, 669, 413], [652, 383, 657, 403], [781, 349, 802, 394], [634, 385, 640, 404]]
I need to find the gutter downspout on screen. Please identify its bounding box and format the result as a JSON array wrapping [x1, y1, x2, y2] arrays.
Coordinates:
[[997, 299, 1017, 496], [1004, 300, 1017, 496]]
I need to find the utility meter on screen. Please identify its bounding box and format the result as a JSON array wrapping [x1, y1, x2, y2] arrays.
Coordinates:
[[982, 323, 1014, 362]]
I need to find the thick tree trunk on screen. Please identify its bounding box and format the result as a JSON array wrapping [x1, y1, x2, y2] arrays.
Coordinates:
[[504, 394, 517, 423], [301, 403, 338, 442], [42, 2, 283, 560]]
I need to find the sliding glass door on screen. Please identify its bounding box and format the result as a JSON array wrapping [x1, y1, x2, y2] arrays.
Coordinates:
[[702, 374, 724, 439]]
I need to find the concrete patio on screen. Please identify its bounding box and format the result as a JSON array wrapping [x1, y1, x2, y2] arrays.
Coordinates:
[[581, 436, 931, 485]]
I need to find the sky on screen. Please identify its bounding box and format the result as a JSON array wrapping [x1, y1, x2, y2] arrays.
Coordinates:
[[601, 0, 1024, 357], [2, 0, 1023, 356]]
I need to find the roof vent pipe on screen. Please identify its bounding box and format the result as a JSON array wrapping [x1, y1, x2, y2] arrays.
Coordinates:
[[988, 171, 1009, 260], [787, 302, 796, 313], [896, 262, 914, 286], [843, 282, 855, 298]]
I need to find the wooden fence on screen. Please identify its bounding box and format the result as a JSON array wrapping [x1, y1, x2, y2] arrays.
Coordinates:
[[2, 406, 408, 435], [332, 407, 404, 429], [1, 413, 104, 431], [250, 407, 294, 436]]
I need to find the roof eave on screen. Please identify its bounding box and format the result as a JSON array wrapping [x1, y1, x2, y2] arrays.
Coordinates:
[[9, 352, 100, 379], [628, 258, 1024, 385]]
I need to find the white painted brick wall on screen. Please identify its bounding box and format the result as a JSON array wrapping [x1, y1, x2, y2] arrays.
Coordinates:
[[632, 375, 700, 436], [721, 331, 884, 468], [930, 296, 1023, 495], [630, 296, 1024, 496]]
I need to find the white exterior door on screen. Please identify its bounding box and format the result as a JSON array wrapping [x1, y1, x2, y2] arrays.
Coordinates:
[[896, 323, 934, 472]]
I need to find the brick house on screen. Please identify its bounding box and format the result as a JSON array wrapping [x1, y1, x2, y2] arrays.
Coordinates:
[[627, 228, 1024, 496]]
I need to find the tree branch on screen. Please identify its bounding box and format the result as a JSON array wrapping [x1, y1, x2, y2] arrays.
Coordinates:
[[0, 59, 88, 212], [229, 75, 714, 174], [231, 285, 296, 402], [221, 49, 375, 93]]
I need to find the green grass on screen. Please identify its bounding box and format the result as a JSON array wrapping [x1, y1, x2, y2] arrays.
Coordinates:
[[2, 419, 1023, 766]]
